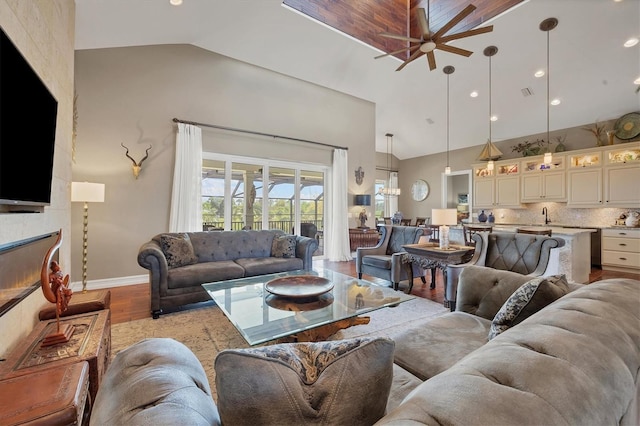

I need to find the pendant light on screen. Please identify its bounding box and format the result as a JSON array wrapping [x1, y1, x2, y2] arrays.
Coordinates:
[[485, 46, 498, 171], [379, 133, 401, 196], [476, 46, 502, 169], [541, 18, 558, 166], [444, 65, 455, 175]]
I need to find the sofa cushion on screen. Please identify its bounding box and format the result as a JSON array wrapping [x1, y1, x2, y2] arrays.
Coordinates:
[[488, 274, 569, 340], [167, 261, 245, 290], [393, 312, 491, 381], [215, 337, 394, 426], [271, 234, 297, 258], [161, 233, 198, 268], [235, 257, 303, 276]]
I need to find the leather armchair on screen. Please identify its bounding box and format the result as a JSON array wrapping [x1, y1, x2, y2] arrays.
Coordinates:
[[356, 225, 424, 291], [445, 231, 565, 310]]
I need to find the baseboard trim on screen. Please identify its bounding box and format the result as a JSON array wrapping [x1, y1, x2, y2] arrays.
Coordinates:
[[70, 275, 148, 292]]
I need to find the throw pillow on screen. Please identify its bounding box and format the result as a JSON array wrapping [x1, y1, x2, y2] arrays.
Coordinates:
[[160, 233, 198, 268], [215, 337, 395, 426], [271, 234, 297, 258], [488, 274, 569, 340]]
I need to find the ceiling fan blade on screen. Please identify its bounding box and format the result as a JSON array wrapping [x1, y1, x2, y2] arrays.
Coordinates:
[[379, 32, 422, 43], [417, 8, 430, 38], [374, 45, 420, 59], [427, 51, 436, 71], [396, 50, 425, 71], [433, 4, 476, 39], [438, 26, 493, 44], [436, 43, 473, 57]]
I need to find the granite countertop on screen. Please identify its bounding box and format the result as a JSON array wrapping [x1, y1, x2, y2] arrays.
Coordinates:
[[454, 222, 598, 235]]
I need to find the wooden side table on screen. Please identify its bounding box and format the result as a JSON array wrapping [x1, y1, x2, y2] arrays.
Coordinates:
[[0, 361, 90, 425], [0, 310, 111, 405]]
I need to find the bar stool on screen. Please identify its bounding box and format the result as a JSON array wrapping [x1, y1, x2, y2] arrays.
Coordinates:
[[516, 227, 552, 237], [463, 225, 493, 246]]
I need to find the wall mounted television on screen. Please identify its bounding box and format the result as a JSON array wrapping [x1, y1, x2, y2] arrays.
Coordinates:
[[0, 24, 58, 207]]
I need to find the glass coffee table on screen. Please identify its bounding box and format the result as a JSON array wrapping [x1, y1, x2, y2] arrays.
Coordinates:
[[202, 268, 414, 346]]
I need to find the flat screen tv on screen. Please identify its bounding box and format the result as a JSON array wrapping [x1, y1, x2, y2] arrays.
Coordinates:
[[0, 25, 58, 207]]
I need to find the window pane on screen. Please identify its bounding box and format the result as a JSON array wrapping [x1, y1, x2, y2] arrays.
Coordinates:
[[268, 167, 295, 232], [202, 159, 225, 230]]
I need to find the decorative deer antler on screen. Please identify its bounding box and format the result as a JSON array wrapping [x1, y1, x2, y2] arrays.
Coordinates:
[[121, 143, 152, 178]]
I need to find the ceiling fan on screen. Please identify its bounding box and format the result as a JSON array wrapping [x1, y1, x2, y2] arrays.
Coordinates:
[[375, 2, 493, 71]]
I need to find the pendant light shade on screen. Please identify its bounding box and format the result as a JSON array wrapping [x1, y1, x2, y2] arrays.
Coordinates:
[[444, 65, 455, 175]]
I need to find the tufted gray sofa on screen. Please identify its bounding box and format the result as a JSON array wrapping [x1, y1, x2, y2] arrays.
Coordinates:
[[138, 229, 318, 318], [93, 268, 639, 425]]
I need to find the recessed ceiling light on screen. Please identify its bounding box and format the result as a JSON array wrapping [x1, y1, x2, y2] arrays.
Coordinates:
[[490, 115, 498, 122], [634, 77, 640, 85], [550, 98, 561, 106], [170, 0, 183, 5], [470, 91, 478, 98], [534, 70, 545, 78], [624, 38, 639, 47]]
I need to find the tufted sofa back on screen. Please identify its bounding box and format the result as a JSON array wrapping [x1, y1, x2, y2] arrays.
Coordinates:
[[471, 231, 563, 275]]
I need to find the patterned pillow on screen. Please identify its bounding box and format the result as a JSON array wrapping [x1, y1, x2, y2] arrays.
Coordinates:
[[271, 235, 297, 258], [215, 337, 395, 425], [160, 233, 198, 268], [488, 275, 569, 340]]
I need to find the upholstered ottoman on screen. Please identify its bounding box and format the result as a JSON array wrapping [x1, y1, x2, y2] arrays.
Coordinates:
[[90, 338, 220, 426], [39, 289, 111, 320]]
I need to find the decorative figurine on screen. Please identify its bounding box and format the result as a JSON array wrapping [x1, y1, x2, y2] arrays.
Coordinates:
[[358, 209, 368, 229], [40, 229, 75, 347]]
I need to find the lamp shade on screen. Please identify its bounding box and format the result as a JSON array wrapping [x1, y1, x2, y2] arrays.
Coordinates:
[[71, 182, 105, 203], [354, 194, 371, 206], [431, 208, 457, 226]]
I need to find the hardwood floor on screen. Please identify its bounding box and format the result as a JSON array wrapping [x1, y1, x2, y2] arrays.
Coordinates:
[[107, 260, 639, 325]]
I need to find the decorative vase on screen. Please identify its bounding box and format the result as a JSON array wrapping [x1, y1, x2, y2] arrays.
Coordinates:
[[606, 130, 615, 146], [488, 212, 495, 223], [555, 142, 566, 152], [478, 210, 487, 223]]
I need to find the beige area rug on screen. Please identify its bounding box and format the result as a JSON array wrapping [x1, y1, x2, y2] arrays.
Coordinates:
[[111, 297, 448, 400]]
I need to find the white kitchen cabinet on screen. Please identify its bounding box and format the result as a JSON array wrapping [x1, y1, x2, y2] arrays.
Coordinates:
[[602, 228, 640, 272], [520, 156, 566, 202], [604, 165, 640, 207], [567, 150, 603, 207], [472, 161, 520, 208]]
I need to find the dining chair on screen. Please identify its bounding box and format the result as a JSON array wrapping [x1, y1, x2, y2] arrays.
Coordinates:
[[463, 225, 493, 246], [383, 217, 392, 225], [400, 218, 412, 226], [415, 217, 429, 226], [425, 225, 440, 243]]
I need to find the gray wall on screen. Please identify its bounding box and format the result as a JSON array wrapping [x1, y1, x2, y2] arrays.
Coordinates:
[[73, 44, 376, 283]]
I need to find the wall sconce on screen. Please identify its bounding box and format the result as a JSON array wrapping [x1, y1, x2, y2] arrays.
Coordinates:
[[121, 143, 152, 179], [354, 194, 371, 206], [432, 208, 457, 250]]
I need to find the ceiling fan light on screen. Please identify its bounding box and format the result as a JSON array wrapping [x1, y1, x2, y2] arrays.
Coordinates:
[[420, 41, 437, 53]]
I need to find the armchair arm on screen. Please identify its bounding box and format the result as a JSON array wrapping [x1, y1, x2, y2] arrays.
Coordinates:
[[444, 232, 487, 310], [294, 235, 319, 270], [390, 252, 411, 285], [528, 237, 565, 276]]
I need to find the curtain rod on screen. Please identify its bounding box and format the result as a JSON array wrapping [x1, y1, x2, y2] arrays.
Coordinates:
[[172, 118, 348, 151], [376, 166, 398, 172]]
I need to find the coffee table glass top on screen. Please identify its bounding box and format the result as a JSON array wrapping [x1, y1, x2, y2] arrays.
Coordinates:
[[202, 268, 414, 346]]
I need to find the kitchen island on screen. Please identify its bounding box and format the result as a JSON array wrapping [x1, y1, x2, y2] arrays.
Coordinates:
[[449, 224, 596, 283]]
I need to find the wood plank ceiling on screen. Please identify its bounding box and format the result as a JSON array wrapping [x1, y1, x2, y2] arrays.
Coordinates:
[[283, 0, 525, 60]]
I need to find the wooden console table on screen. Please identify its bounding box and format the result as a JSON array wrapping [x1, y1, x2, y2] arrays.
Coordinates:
[[0, 309, 111, 405], [349, 228, 381, 251]]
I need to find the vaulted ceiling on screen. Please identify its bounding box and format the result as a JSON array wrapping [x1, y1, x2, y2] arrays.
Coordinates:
[[75, 0, 640, 160]]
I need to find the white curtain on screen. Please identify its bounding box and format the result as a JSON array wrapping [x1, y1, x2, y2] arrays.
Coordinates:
[[384, 172, 399, 217], [325, 149, 352, 261], [169, 123, 203, 232]]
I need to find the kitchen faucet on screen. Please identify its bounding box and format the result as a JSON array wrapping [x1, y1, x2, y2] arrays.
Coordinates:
[[542, 207, 550, 225]]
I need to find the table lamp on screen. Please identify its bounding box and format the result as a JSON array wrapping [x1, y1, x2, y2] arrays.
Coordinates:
[[432, 208, 457, 250], [71, 182, 105, 292]]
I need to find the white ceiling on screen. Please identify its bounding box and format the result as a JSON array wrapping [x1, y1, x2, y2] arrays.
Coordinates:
[[75, 0, 640, 160]]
